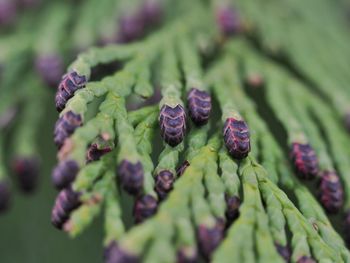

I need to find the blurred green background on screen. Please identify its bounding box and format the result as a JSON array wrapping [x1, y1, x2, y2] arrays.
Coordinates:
[[0, 95, 103, 263]]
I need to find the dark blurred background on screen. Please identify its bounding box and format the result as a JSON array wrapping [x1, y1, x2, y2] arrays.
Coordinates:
[[0, 96, 103, 263]]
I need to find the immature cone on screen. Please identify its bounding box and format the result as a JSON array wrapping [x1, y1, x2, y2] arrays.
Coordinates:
[[155, 170, 174, 200], [159, 104, 186, 147], [275, 243, 290, 262], [54, 111, 82, 149], [297, 256, 316, 263], [245, 74, 265, 89], [104, 241, 140, 263], [176, 248, 198, 263], [133, 194, 158, 223], [0, 0, 17, 26], [318, 171, 343, 213], [140, 0, 163, 27], [55, 71, 87, 112], [187, 88, 212, 126], [117, 14, 144, 43], [176, 160, 190, 177], [0, 181, 10, 213], [86, 139, 112, 163], [290, 143, 319, 180], [51, 187, 81, 229], [52, 160, 79, 190], [117, 160, 144, 196], [12, 156, 39, 193], [197, 219, 225, 260], [215, 5, 241, 36], [225, 195, 240, 224], [35, 54, 64, 88], [223, 118, 251, 159]]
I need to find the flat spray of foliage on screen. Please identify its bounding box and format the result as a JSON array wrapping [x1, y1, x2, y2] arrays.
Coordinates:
[[2, 0, 350, 262]]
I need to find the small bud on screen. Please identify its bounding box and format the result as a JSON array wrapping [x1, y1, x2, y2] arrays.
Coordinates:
[[86, 137, 113, 163], [223, 118, 251, 159], [275, 243, 290, 262], [140, 0, 163, 27], [52, 160, 79, 190], [0, 181, 11, 213], [0, 0, 17, 26], [187, 88, 211, 126], [12, 156, 40, 193], [35, 54, 64, 88], [245, 74, 265, 89], [159, 104, 186, 147], [51, 187, 81, 229], [176, 247, 198, 263], [215, 5, 241, 37], [290, 143, 319, 180], [104, 241, 140, 263], [54, 111, 82, 149], [155, 170, 174, 200], [176, 160, 190, 177], [318, 171, 343, 214], [133, 194, 158, 223], [117, 14, 144, 43], [197, 219, 224, 260], [55, 71, 87, 112], [225, 195, 240, 224], [117, 160, 144, 196], [297, 256, 316, 263]]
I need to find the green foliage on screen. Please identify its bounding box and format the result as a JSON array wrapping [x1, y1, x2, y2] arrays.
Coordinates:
[[2, 0, 350, 262]]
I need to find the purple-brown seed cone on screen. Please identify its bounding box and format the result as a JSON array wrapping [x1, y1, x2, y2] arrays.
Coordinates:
[[197, 219, 224, 260], [140, 0, 163, 27], [12, 156, 40, 193], [117, 160, 144, 196], [176, 248, 198, 263], [86, 143, 112, 163], [51, 187, 81, 229], [223, 118, 251, 159], [159, 104, 186, 147], [0, 181, 11, 213], [155, 170, 174, 200], [225, 195, 240, 224], [290, 143, 319, 180], [104, 241, 140, 263], [215, 5, 241, 36], [35, 54, 64, 88], [187, 88, 211, 126], [54, 111, 82, 149], [117, 14, 144, 43], [133, 194, 158, 223], [0, 0, 17, 26], [275, 243, 290, 262], [176, 160, 190, 177], [55, 71, 87, 112], [52, 160, 79, 190], [297, 256, 316, 263], [318, 171, 343, 214]]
